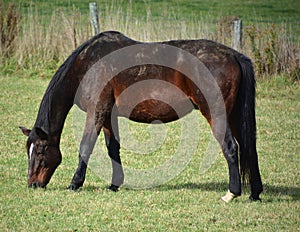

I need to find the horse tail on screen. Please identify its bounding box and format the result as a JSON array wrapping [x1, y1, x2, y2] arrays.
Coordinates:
[[234, 53, 260, 185]]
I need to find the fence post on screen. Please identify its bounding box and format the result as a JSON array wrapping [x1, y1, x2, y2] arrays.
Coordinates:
[[89, 2, 100, 35], [233, 19, 242, 51]]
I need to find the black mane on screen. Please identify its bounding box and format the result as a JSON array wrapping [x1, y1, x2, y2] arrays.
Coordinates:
[[33, 32, 124, 134]]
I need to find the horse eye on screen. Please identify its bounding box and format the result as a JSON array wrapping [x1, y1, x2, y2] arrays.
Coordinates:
[[36, 145, 44, 155], [42, 160, 47, 168]]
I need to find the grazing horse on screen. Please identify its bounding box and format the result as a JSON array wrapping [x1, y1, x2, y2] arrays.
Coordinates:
[[20, 31, 263, 202]]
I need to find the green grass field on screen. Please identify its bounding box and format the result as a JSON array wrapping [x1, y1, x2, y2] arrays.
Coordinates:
[[6, 0, 300, 25], [0, 0, 299, 231], [0, 75, 299, 231]]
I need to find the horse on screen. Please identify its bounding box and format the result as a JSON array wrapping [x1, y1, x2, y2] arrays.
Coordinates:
[[20, 31, 263, 202]]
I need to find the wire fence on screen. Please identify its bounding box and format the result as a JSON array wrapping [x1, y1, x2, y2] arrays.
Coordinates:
[[0, 2, 299, 79]]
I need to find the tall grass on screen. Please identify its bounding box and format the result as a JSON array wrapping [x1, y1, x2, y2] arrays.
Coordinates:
[[0, 1, 299, 80], [0, 4, 20, 60]]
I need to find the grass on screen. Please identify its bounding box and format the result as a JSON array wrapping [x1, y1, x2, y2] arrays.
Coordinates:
[[0, 0, 299, 79], [4, 0, 300, 26], [0, 75, 299, 231]]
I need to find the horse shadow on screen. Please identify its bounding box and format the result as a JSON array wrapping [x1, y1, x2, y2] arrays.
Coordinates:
[[156, 182, 300, 202], [82, 181, 300, 202]]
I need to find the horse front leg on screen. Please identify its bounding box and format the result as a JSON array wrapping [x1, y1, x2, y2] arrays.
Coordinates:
[[103, 116, 124, 192], [68, 109, 99, 190]]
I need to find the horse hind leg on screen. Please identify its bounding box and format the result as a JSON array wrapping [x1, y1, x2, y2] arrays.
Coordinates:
[[229, 105, 263, 202], [103, 116, 124, 192], [210, 118, 242, 202]]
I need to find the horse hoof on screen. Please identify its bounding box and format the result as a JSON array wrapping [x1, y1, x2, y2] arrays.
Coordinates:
[[67, 184, 79, 191], [221, 190, 237, 203], [249, 195, 262, 202], [108, 184, 119, 192]]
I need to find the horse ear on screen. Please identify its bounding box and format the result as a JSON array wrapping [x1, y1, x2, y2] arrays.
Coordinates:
[[19, 126, 31, 137], [35, 128, 48, 140]]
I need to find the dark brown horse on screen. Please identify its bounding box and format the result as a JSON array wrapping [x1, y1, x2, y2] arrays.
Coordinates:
[[20, 31, 263, 202]]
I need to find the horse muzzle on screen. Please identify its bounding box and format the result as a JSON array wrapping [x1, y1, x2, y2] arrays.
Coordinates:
[[28, 182, 47, 189]]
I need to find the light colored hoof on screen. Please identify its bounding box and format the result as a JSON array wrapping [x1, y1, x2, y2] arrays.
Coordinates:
[[221, 190, 237, 203]]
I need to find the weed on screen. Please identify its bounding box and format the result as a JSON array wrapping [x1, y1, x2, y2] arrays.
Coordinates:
[[0, 3, 20, 59], [215, 15, 239, 47], [245, 23, 299, 79]]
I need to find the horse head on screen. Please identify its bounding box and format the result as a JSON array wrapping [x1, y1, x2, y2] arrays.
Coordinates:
[[20, 127, 62, 188]]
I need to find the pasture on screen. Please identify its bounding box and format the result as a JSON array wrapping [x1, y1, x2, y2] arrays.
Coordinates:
[[0, 74, 299, 231], [0, 0, 299, 231]]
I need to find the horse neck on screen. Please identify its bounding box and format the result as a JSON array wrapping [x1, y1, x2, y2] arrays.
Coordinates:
[[33, 31, 134, 138], [34, 73, 80, 138]]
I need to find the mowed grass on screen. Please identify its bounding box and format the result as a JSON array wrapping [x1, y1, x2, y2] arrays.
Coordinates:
[[0, 74, 299, 231], [7, 0, 300, 25]]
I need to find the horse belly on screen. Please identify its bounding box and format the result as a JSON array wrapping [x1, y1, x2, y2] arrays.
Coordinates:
[[117, 99, 194, 123], [113, 66, 195, 123]]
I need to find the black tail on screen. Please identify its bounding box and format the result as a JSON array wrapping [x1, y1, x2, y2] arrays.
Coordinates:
[[235, 54, 263, 197]]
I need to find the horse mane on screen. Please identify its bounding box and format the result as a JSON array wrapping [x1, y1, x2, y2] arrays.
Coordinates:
[[34, 31, 126, 134], [44, 31, 125, 96]]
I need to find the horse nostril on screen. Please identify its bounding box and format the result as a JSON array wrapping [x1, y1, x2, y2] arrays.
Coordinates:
[[31, 182, 38, 189]]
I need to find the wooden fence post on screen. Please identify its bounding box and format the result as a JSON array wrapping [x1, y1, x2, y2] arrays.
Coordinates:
[[233, 19, 242, 51], [89, 2, 100, 35]]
